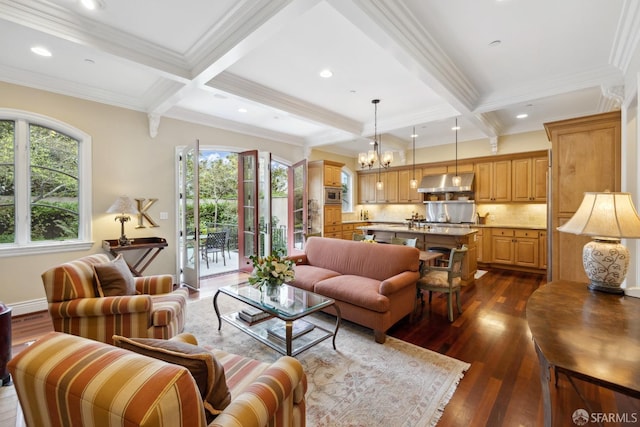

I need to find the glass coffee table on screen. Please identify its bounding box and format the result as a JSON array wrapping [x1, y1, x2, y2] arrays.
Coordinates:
[[213, 282, 341, 357]]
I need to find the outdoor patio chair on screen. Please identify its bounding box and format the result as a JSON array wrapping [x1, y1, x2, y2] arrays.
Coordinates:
[[202, 230, 228, 267]]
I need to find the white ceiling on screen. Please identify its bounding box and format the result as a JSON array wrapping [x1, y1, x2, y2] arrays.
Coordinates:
[[0, 0, 634, 160]]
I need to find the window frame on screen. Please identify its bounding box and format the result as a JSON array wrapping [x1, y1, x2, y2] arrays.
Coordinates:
[[0, 109, 93, 257], [341, 166, 354, 213]]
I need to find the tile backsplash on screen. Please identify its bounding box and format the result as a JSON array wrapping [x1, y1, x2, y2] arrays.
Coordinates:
[[345, 203, 547, 227]]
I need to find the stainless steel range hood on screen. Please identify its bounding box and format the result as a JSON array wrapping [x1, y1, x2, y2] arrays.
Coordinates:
[[417, 173, 474, 193]]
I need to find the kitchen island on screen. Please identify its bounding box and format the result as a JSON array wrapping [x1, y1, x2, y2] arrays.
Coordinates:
[[357, 224, 478, 284]]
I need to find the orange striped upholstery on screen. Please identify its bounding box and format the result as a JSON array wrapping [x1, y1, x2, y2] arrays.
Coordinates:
[[42, 254, 187, 344], [9, 332, 307, 427]]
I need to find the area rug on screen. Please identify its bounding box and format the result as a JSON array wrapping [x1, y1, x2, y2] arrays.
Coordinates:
[[185, 297, 470, 427]]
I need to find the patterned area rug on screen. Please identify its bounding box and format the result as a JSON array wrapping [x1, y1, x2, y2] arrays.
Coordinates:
[[186, 297, 470, 427]]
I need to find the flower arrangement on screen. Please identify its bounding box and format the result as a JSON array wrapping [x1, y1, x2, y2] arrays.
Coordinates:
[[248, 248, 295, 291]]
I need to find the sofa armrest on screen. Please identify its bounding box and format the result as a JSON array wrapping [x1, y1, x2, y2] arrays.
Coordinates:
[[210, 356, 307, 427], [135, 274, 174, 294], [48, 295, 152, 319], [379, 271, 421, 296]]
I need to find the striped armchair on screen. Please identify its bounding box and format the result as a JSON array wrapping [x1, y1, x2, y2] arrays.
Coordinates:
[[9, 332, 307, 427], [42, 254, 188, 344]]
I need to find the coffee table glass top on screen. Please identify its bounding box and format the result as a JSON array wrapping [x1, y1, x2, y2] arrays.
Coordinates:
[[219, 282, 334, 320]]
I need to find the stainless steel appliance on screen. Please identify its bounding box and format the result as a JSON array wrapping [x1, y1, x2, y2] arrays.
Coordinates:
[[324, 187, 342, 204], [424, 200, 477, 224]]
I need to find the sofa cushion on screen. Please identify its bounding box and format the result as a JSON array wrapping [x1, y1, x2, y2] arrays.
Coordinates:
[[94, 255, 136, 297], [314, 275, 390, 313], [113, 335, 231, 422], [289, 265, 341, 291]]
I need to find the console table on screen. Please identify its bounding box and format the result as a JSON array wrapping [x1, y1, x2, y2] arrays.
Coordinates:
[[526, 280, 640, 427], [102, 237, 168, 276]]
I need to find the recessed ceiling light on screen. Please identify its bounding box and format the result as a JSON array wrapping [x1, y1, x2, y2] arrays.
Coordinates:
[[451, 126, 461, 131], [516, 113, 528, 119], [319, 69, 333, 78], [411, 133, 418, 138], [30, 46, 52, 57], [81, 0, 104, 10], [238, 108, 247, 113], [84, 58, 95, 64]]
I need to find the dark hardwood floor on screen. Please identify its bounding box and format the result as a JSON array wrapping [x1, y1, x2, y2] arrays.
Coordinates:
[[10, 269, 640, 426]]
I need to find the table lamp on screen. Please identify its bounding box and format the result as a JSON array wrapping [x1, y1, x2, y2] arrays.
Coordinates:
[[557, 192, 640, 294], [107, 196, 138, 246]]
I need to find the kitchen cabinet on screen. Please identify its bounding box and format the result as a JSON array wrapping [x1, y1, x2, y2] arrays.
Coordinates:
[[342, 222, 354, 240], [398, 168, 423, 203], [376, 170, 398, 203], [539, 231, 547, 269], [323, 162, 342, 187], [475, 160, 511, 202], [545, 111, 620, 282], [491, 228, 539, 268], [323, 205, 342, 238], [512, 157, 548, 202], [447, 163, 474, 174], [358, 173, 377, 204]]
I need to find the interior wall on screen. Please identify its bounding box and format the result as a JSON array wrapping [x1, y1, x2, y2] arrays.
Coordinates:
[[0, 82, 304, 313]]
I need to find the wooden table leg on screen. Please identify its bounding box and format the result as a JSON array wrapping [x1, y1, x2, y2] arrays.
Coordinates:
[[534, 340, 552, 427]]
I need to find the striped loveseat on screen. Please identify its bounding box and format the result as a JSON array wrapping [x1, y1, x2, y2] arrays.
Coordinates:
[[42, 254, 188, 344], [9, 332, 307, 427]]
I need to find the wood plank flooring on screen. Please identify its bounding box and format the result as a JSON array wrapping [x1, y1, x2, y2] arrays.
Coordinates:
[[8, 269, 640, 426]]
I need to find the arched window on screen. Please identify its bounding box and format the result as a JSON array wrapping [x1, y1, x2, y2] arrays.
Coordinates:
[[0, 109, 92, 256], [341, 167, 354, 213]]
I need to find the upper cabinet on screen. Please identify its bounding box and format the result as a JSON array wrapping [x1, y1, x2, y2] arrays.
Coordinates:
[[323, 162, 342, 187], [512, 156, 548, 202], [475, 160, 511, 202], [398, 169, 423, 203]]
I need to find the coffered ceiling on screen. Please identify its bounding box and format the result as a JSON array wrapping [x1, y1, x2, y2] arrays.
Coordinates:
[[0, 0, 635, 159]]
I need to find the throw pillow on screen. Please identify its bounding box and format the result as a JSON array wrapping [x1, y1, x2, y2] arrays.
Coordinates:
[[93, 255, 136, 297], [112, 335, 231, 421]]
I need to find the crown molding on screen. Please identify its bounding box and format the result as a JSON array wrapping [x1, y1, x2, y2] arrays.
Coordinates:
[[610, 0, 640, 73]]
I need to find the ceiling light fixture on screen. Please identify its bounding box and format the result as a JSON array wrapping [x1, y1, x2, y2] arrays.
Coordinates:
[[81, 0, 104, 10], [517, 113, 528, 119], [238, 108, 247, 113], [319, 69, 333, 78], [452, 117, 462, 187], [358, 99, 393, 173], [410, 127, 418, 189], [30, 46, 52, 57]]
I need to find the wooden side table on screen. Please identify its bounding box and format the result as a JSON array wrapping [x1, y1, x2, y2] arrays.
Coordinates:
[[102, 237, 168, 276], [527, 281, 640, 427]]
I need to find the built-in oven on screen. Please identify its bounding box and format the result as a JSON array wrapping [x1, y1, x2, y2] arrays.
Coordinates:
[[324, 187, 342, 204]]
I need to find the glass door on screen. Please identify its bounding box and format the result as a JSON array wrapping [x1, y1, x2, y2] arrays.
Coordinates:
[[178, 139, 200, 289], [288, 159, 307, 252], [258, 152, 272, 257], [238, 150, 259, 271]]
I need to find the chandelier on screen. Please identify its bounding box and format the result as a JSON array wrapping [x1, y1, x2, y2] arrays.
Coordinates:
[[358, 99, 393, 169]]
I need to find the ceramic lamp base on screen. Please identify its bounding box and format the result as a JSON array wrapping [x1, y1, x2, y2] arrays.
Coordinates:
[[583, 238, 628, 295]]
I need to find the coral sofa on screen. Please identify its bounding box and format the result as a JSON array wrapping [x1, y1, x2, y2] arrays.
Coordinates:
[[9, 331, 306, 427], [41, 253, 188, 344], [289, 237, 420, 343]]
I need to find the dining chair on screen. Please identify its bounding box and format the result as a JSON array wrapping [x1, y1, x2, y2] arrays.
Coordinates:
[[353, 233, 375, 241], [416, 246, 467, 322], [391, 237, 418, 247], [202, 230, 228, 267]]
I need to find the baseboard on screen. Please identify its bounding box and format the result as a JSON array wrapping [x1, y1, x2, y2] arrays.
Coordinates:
[[7, 298, 47, 316]]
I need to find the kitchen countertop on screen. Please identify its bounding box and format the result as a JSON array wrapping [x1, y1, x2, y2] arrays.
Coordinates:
[[357, 224, 477, 236], [345, 220, 546, 231]]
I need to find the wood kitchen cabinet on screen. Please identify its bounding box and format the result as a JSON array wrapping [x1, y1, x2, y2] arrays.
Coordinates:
[[376, 170, 398, 203], [491, 228, 539, 268], [323, 205, 342, 238], [398, 168, 423, 203], [545, 111, 620, 282], [512, 156, 548, 202], [323, 162, 343, 187], [539, 231, 547, 269], [358, 173, 377, 204], [475, 160, 511, 202]]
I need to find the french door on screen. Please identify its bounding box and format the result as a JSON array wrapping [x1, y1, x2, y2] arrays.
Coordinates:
[[237, 150, 260, 271], [288, 159, 307, 252], [178, 139, 200, 289]]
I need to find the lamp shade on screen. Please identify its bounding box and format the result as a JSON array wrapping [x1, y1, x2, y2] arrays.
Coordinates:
[[557, 192, 640, 239], [106, 196, 138, 215]]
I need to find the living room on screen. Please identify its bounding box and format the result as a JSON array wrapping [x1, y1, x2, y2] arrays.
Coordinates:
[[2, 1, 640, 426]]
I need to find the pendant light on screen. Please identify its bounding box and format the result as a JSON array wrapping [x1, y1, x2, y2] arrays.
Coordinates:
[[359, 99, 393, 170], [452, 117, 462, 186], [409, 127, 418, 189]]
